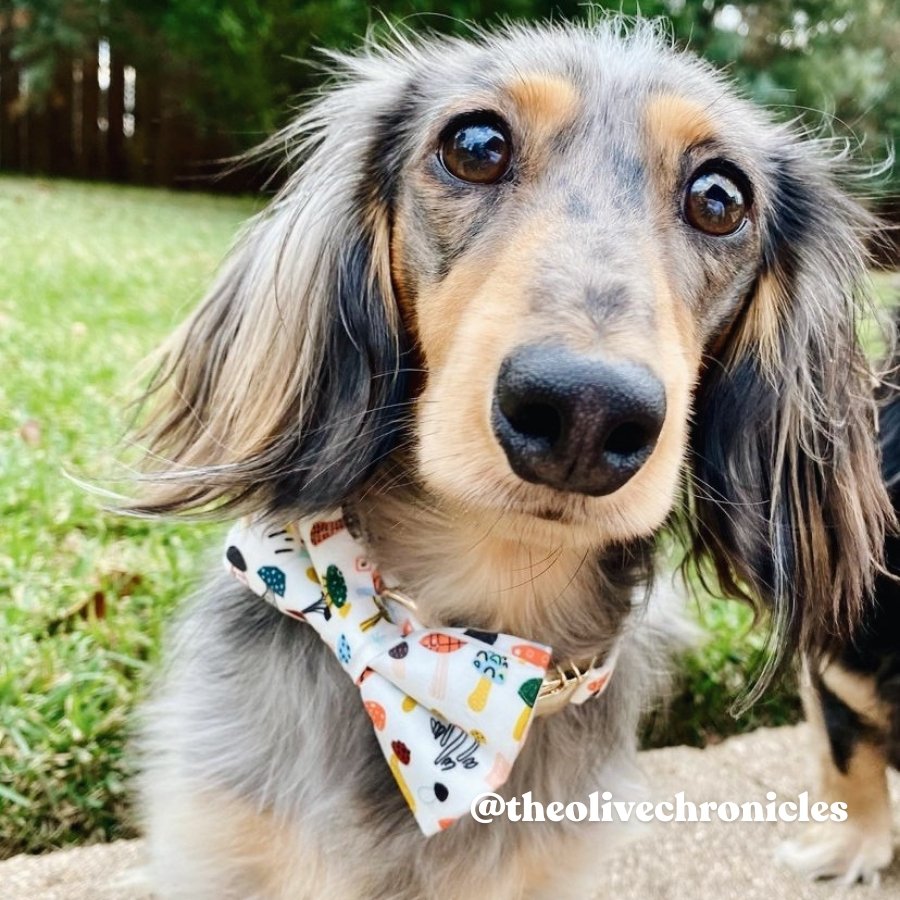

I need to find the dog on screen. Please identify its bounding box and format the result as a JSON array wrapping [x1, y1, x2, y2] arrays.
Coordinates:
[[777, 370, 900, 885], [128, 19, 892, 899]]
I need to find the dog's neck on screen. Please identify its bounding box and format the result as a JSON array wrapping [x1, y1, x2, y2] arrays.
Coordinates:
[[355, 483, 648, 662]]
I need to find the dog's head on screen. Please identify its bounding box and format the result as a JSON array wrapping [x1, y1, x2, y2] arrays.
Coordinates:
[[133, 21, 890, 654]]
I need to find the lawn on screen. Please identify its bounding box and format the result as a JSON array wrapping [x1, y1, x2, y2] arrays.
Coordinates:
[[0, 176, 891, 857], [0, 177, 258, 856]]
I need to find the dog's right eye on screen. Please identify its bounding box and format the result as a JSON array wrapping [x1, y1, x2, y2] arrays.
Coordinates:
[[438, 114, 512, 185]]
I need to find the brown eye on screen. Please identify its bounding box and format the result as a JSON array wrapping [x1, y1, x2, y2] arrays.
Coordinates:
[[439, 114, 511, 184], [684, 169, 748, 236]]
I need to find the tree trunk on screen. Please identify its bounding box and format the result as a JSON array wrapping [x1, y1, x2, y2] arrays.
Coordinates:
[[0, 5, 20, 170], [48, 57, 74, 176], [107, 46, 126, 180], [81, 51, 99, 178], [28, 102, 50, 174], [153, 65, 174, 187]]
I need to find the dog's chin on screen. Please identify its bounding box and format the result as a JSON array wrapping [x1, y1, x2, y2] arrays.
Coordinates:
[[418, 474, 673, 550]]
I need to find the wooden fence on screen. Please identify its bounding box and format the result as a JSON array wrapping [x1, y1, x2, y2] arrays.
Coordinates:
[[0, 16, 248, 189]]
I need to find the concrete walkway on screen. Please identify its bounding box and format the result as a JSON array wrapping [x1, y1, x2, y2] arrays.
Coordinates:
[[2, 725, 899, 899]]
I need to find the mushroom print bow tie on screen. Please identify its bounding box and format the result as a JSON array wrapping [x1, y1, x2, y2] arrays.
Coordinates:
[[224, 512, 553, 836]]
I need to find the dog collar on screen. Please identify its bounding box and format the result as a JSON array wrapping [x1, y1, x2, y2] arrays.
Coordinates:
[[376, 588, 618, 717], [224, 511, 616, 835]]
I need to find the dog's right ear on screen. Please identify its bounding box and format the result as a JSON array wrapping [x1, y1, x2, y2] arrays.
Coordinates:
[[687, 135, 892, 681], [129, 61, 413, 518]]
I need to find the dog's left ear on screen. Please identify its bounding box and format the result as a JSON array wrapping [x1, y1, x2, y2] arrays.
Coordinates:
[[127, 55, 415, 519], [690, 139, 893, 664]]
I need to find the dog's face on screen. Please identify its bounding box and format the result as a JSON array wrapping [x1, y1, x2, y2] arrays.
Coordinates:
[[388, 45, 774, 545], [134, 22, 889, 654]]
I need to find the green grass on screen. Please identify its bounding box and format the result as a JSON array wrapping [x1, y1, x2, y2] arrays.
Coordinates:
[[643, 597, 803, 749], [0, 176, 895, 857], [0, 177, 258, 856]]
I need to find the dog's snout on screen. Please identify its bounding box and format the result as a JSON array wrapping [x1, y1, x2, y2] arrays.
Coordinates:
[[493, 345, 666, 496]]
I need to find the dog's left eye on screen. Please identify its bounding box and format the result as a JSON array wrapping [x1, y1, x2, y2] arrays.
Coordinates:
[[684, 168, 749, 236], [438, 114, 512, 185]]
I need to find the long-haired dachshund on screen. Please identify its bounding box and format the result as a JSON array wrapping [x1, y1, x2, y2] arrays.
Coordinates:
[[129, 19, 892, 899]]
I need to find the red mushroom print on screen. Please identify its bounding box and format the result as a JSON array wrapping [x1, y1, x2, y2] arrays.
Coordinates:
[[511, 644, 552, 670], [388, 740, 415, 812], [419, 634, 467, 653], [391, 740, 410, 764], [364, 700, 386, 731], [309, 518, 345, 546], [420, 633, 468, 700]]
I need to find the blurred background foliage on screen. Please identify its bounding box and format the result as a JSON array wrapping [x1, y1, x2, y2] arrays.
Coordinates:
[[1, 0, 898, 199]]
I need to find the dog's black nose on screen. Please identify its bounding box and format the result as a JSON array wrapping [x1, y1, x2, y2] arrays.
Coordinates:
[[493, 344, 666, 496]]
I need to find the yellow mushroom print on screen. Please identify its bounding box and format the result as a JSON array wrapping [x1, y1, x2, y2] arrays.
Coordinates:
[[513, 678, 542, 741], [467, 650, 509, 712]]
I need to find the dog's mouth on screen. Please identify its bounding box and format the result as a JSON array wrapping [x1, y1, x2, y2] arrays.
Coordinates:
[[532, 504, 571, 523], [478, 484, 595, 532]]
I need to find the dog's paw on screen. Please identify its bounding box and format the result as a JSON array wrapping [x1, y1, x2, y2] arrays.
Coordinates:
[[777, 820, 893, 886]]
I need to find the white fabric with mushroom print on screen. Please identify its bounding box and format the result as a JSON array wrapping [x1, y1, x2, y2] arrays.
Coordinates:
[[224, 511, 554, 836]]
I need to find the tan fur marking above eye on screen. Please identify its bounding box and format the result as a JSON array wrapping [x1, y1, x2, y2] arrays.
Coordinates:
[[644, 94, 719, 159], [506, 74, 580, 137]]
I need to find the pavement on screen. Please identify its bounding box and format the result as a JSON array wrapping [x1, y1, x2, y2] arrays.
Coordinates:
[[2, 724, 899, 899]]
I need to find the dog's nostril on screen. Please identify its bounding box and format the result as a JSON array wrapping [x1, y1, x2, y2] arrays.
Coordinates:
[[504, 401, 563, 445], [603, 421, 652, 458]]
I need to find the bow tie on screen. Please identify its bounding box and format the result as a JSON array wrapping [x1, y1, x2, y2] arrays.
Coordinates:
[[224, 511, 615, 836]]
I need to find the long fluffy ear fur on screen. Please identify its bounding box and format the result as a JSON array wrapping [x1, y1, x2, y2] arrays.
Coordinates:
[[689, 135, 893, 683], [127, 50, 416, 518]]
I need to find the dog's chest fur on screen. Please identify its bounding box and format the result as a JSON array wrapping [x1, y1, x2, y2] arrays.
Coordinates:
[[140, 492, 687, 899]]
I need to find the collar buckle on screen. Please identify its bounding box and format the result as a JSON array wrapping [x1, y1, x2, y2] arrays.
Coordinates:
[[533, 656, 598, 717]]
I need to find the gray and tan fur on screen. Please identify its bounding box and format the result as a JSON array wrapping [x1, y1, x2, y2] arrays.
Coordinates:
[[131, 19, 891, 899]]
